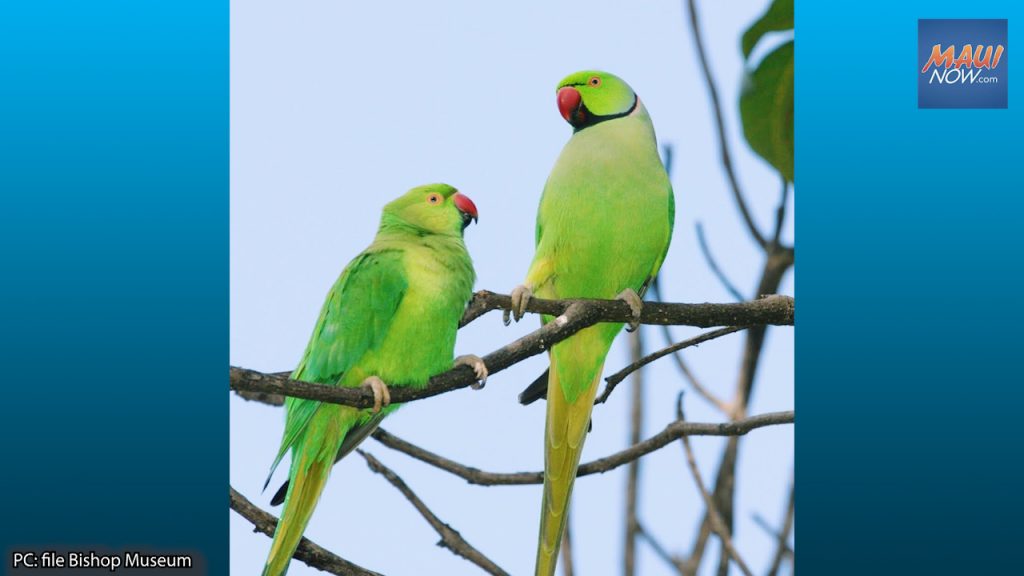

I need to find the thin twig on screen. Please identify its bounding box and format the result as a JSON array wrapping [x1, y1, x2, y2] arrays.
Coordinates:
[[764, 479, 795, 576], [636, 522, 687, 575], [357, 450, 511, 576], [772, 176, 790, 247], [685, 248, 794, 573], [229, 487, 384, 576], [680, 1, 796, 571], [676, 395, 754, 576], [624, 330, 645, 576], [230, 294, 794, 409], [598, 326, 746, 404], [686, 0, 767, 249], [650, 278, 732, 415], [561, 512, 575, 576], [752, 515, 794, 560], [660, 325, 732, 414], [696, 222, 746, 302], [369, 411, 793, 486]]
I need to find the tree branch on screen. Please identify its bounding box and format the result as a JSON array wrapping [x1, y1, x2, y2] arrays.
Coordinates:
[[676, 395, 753, 576], [696, 222, 745, 302], [763, 479, 795, 576], [685, 0, 767, 249], [463, 291, 792, 329], [637, 521, 687, 575], [597, 326, 746, 405], [687, 247, 795, 575], [624, 329, 645, 576], [230, 293, 794, 409], [650, 278, 732, 415], [368, 411, 793, 486], [357, 450, 511, 576], [752, 514, 794, 563], [772, 176, 791, 248], [229, 486, 383, 576], [561, 511, 576, 576], [234, 389, 285, 406]]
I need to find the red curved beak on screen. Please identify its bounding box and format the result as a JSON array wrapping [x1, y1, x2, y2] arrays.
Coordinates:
[[453, 192, 478, 225], [557, 86, 583, 124]]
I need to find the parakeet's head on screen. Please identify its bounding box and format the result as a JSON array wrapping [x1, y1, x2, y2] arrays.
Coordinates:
[[382, 183, 478, 237], [555, 70, 638, 131]]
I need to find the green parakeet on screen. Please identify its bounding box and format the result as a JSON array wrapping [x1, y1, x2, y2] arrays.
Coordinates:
[[507, 71, 674, 576], [261, 183, 485, 576]]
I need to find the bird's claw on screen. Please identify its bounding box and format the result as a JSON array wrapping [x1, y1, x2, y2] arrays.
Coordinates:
[[616, 288, 643, 332], [360, 376, 391, 413], [455, 354, 489, 389], [503, 284, 534, 325]]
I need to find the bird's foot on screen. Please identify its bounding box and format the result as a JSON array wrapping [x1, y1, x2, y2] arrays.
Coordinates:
[[503, 284, 534, 325], [360, 376, 391, 413], [455, 354, 489, 390], [616, 288, 643, 332]]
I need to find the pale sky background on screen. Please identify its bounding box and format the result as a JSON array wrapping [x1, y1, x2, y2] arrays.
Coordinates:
[[230, 1, 794, 575]]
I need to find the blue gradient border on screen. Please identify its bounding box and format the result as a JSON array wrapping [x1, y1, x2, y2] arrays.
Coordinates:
[[800, 2, 1023, 574], [3, 0, 1023, 573], [1, 1, 227, 573]]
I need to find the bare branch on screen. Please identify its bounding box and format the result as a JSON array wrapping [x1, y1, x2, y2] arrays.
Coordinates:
[[763, 480, 795, 576], [624, 330, 645, 576], [369, 411, 793, 486], [772, 176, 791, 248], [463, 291, 793, 329], [661, 325, 732, 415], [636, 522, 687, 575], [650, 278, 732, 415], [357, 450, 511, 576], [561, 512, 576, 576], [696, 222, 746, 302], [752, 514, 794, 562], [598, 326, 746, 405], [230, 293, 794, 409], [229, 486, 383, 576], [687, 245, 794, 574], [676, 395, 753, 576], [685, 0, 767, 249], [234, 389, 285, 406]]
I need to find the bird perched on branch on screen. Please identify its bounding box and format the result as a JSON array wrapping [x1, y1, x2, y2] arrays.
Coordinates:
[[505, 70, 674, 576], [261, 183, 486, 576]]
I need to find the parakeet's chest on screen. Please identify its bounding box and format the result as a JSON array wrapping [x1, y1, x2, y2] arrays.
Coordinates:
[[537, 116, 673, 297], [546, 118, 668, 216], [368, 239, 473, 384], [400, 241, 474, 319]]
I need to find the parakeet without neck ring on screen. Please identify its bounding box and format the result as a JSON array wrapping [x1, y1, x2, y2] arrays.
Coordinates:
[[261, 184, 486, 576]]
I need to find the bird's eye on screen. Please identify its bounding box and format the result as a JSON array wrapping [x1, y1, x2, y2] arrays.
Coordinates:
[[589, 76, 601, 87], [427, 193, 442, 205]]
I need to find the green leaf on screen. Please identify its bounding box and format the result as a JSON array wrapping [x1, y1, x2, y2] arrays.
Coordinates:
[[741, 0, 793, 59], [740, 40, 793, 182]]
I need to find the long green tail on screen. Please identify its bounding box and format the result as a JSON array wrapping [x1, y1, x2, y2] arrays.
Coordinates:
[[535, 325, 612, 576], [263, 407, 351, 576]]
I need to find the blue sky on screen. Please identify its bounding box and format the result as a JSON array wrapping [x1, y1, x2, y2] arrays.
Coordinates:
[[230, 1, 793, 574]]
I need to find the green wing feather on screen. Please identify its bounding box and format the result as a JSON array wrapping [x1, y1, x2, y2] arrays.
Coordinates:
[[296, 249, 408, 381], [263, 250, 407, 488], [262, 249, 408, 576]]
